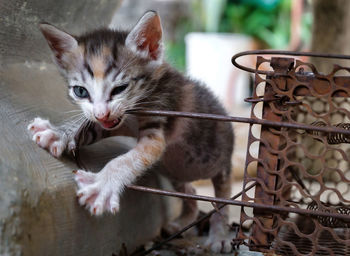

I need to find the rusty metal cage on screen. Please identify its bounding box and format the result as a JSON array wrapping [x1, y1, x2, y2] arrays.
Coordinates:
[[77, 50, 350, 255], [235, 51, 350, 255]]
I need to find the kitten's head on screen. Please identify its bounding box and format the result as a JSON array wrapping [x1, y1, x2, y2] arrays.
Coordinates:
[[40, 11, 163, 129]]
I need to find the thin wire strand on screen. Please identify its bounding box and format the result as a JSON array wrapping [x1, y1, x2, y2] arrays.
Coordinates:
[[130, 181, 257, 256]]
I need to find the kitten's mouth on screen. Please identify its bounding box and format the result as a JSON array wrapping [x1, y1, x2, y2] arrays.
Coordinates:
[[99, 116, 123, 130]]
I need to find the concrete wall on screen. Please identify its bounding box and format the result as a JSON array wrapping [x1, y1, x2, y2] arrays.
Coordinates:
[[0, 1, 175, 255]]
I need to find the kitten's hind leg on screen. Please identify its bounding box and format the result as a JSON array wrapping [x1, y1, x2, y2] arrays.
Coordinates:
[[163, 182, 199, 236], [205, 168, 233, 254]]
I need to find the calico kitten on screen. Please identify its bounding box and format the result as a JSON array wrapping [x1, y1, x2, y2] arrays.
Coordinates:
[[27, 11, 234, 253]]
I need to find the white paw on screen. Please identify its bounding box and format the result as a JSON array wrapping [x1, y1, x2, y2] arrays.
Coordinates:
[[27, 117, 66, 158], [205, 233, 232, 254], [74, 169, 120, 216]]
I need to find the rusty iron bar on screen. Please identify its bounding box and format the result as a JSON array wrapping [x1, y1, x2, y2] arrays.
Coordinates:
[[127, 185, 350, 222], [130, 182, 257, 256], [127, 110, 350, 136], [231, 50, 350, 75]]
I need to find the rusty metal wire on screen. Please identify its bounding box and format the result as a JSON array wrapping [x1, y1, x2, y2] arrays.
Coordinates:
[[127, 109, 350, 136], [231, 50, 350, 75], [127, 185, 350, 222], [129, 182, 257, 256]]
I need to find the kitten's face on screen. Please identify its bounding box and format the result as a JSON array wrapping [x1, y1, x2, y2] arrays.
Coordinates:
[[40, 11, 163, 130], [64, 43, 152, 130]]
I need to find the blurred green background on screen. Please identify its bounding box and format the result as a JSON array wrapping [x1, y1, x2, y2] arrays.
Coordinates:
[[165, 0, 312, 71]]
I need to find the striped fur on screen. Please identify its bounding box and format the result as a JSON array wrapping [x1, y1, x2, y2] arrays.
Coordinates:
[[29, 11, 234, 253]]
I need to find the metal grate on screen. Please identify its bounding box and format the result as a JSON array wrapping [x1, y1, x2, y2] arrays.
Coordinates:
[[235, 51, 350, 255]]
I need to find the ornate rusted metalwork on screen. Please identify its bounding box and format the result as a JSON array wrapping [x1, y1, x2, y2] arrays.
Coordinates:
[[234, 50, 350, 255]]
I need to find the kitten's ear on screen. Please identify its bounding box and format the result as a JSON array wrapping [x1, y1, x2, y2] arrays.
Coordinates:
[[126, 11, 163, 61], [39, 23, 80, 68]]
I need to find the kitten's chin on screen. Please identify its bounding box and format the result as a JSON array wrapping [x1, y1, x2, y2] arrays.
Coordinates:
[[98, 116, 123, 130]]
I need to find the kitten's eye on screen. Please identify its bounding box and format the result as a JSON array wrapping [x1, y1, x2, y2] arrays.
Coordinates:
[[73, 86, 89, 99], [111, 83, 128, 97]]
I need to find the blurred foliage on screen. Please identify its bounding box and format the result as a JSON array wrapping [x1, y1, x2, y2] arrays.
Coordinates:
[[220, 0, 291, 48], [300, 11, 312, 49], [165, 18, 193, 72], [165, 40, 186, 72], [219, 0, 311, 49], [165, 0, 312, 70], [165, 41, 186, 72]]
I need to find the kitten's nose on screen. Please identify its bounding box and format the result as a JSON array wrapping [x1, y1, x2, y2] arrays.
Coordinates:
[[94, 110, 110, 122]]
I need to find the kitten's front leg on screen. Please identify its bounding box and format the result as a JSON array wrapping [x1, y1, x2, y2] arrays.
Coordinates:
[[27, 117, 69, 158], [28, 117, 110, 158], [75, 127, 166, 215]]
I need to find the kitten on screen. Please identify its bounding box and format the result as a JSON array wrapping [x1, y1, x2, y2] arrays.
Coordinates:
[[27, 11, 234, 253]]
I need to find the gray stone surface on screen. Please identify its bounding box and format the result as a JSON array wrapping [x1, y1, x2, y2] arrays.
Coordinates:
[[0, 0, 123, 65], [0, 1, 175, 255]]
